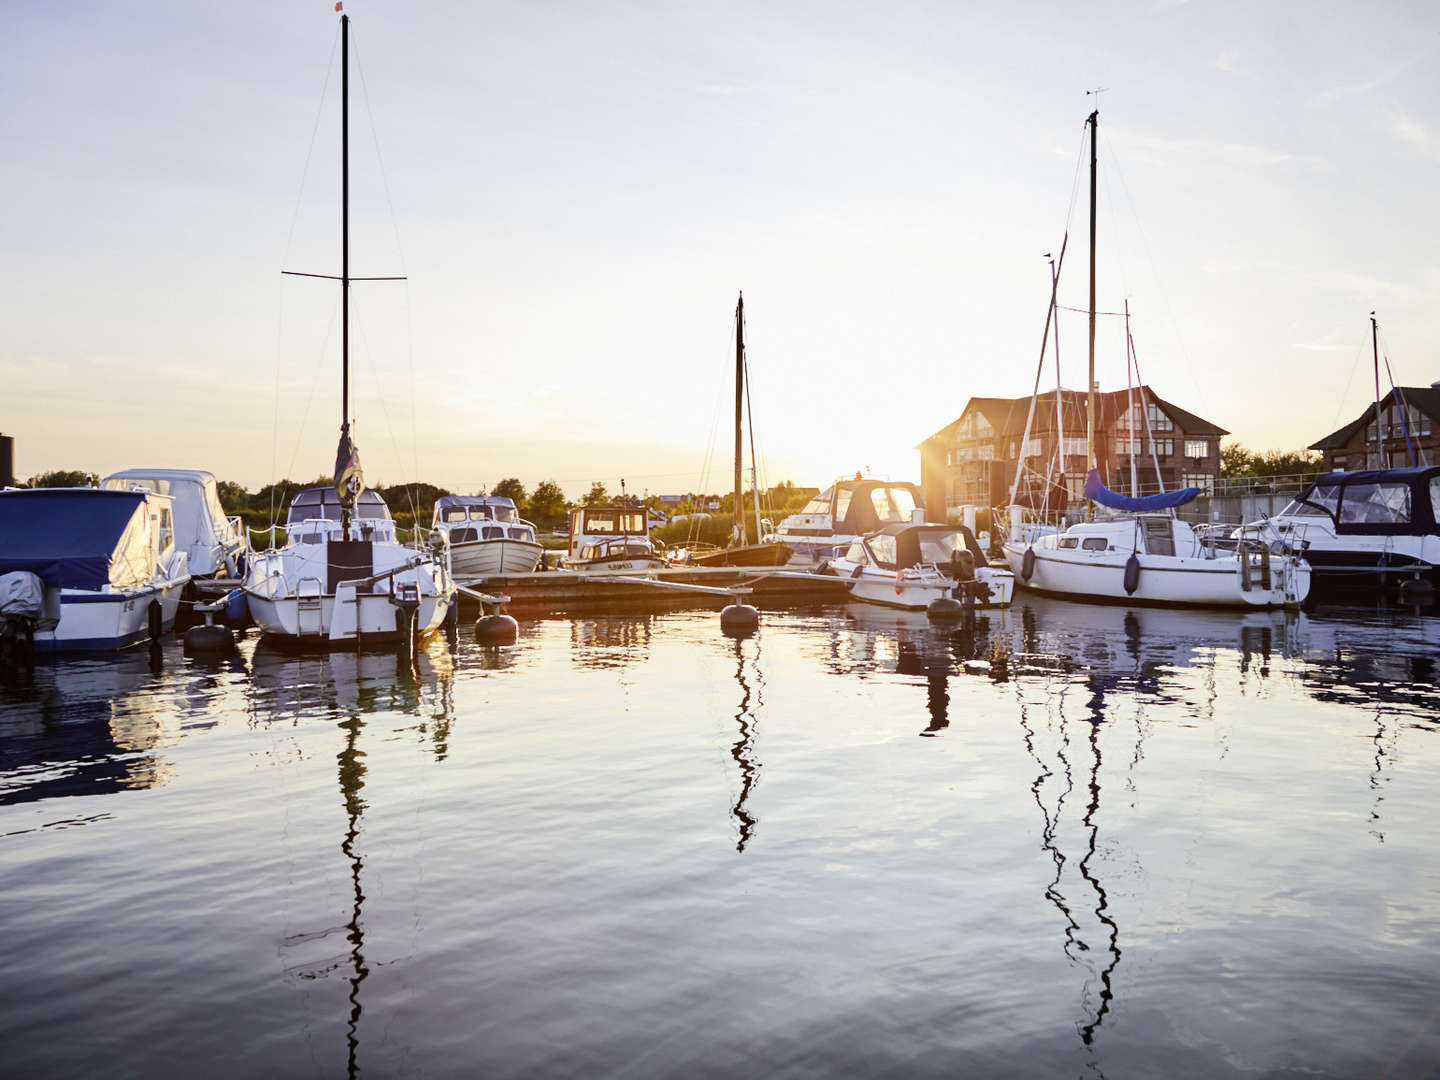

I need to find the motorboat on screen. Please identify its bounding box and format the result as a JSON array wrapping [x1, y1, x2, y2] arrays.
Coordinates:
[[1004, 471, 1310, 609], [563, 505, 666, 573], [1250, 466, 1440, 600], [243, 486, 453, 646], [100, 468, 248, 577], [0, 487, 190, 654], [432, 495, 543, 581], [773, 476, 928, 565], [239, 14, 454, 647], [828, 522, 1015, 610]]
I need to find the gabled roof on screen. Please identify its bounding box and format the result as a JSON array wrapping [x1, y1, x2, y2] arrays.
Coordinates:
[[918, 385, 1229, 447], [1310, 386, 1440, 451]]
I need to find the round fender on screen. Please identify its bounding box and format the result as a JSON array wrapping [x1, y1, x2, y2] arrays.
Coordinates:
[[1021, 547, 1036, 582], [147, 599, 163, 641], [1124, 553, 1141, 595]]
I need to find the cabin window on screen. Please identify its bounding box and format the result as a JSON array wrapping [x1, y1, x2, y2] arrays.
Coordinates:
[[1339, 483, 1411, 525], [867, 534, 898, 568], [1059, 537, 1079, 549], [483, 526, 504, 539], [1081, 537, 1108, 551], [1185, 440, 1208, 458], [453, 528, 477, 542], [917, 532, 967, 564], [878, 487, 917, 523], [845, 541, 865, 562], [508, 527, 529, 539], [834, 489, 854, 522]]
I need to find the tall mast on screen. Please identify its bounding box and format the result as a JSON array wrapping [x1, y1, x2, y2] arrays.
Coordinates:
[[734, 292, 747, 546], [341, 13, 350, 434], [1125, 300, 1137, 496], [1086, 110, 1098, 480], [1372, 312, 1383, 468], [1052, 253, 1064, 498]]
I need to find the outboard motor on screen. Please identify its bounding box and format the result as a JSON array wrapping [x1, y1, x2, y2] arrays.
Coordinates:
[[0, 571, 54, 677]]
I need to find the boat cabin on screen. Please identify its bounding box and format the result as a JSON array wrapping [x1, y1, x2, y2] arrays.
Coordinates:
[[101, 468, 246, 577], [844, 523, 986, 571], [1281, 467, 1440, 536], [285, 486, 395, 543], [433, 496, 536, 544], [567, 506, 649, 557]]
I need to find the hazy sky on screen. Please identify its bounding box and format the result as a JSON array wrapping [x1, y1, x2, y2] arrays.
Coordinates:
[[4, 1, 1437, 498]]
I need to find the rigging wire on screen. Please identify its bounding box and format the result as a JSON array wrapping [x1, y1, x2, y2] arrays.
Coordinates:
[[270, 23, 341, 532]]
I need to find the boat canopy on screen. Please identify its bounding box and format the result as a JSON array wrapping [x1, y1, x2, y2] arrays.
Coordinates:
[[0, 489, 156, 589], [286, 486, 391, 525], [434, 495, 520, 524], [1083, 469, 1199, 512], [861, 523, 986, 570], [1287, 466, 1440, 535], [101, 468, 236, 577]]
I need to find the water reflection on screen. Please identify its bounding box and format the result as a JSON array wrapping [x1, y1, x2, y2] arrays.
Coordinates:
[[568, 615, 656, 669], [0, 651, 177, 807], [728, 636, 763, 852]]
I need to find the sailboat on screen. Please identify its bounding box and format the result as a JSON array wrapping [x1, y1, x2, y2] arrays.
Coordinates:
[[668, 293, 792, 567], [241, 12, 455, 646], [1000, 111, 1310, 609]]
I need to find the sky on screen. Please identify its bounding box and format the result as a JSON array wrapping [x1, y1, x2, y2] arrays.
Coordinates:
[[3, 0, 1438, 500]]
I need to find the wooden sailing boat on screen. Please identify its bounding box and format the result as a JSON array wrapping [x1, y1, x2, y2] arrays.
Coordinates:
[[678, 293, 792, 567]]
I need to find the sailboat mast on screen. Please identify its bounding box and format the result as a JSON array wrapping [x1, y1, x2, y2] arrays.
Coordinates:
[[1372, 312, 1383, 468], [341, 13, 350, 432], [734, 292, 747, 546], [1125, 300, 1137, 496], [1086, 110, 1098, 480]]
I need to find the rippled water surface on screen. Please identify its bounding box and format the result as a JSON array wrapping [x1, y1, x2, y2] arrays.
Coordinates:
[[2, 597, 1439, 1078]]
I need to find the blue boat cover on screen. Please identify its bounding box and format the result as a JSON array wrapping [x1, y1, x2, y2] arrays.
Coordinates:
[[0, 489, 151, 589], [1083, 468, 1200, 512]]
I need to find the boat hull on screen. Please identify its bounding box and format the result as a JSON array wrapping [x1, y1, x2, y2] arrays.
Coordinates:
[[34, 580, 187, 653], [450, 538, 544, 581], [245, 587, 450, 647], [834, 564, 1015, 610], [1004, 543, 1308, 609]]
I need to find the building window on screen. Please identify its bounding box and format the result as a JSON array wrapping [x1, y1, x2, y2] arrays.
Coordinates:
[[1183, 471, 1215, 495], [1021, 439, 1041, 459], [1151, 438, 1174, 457], [1185, 440, 1208, 458], [1149, 404, 1174, 432]]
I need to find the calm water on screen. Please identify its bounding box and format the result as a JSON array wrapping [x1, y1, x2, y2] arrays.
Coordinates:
[[1, 596, 1438, 1078]]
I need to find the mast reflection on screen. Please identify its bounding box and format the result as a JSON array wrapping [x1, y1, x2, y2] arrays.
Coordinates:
[[337, 710, 369, 1080], [729, 636, 763, 852]]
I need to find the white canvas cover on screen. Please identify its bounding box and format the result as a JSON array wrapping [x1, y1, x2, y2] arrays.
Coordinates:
[[0, 571, 46, 618], [102, 469, 237, 576]]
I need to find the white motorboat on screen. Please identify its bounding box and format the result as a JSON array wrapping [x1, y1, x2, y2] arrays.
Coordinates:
[[239, 14, 455, 647], [828, 522, 1015, 610], [432, 495, 544, 581], [562, 505, 666, 573], [1005, 471, 1309, 609], [100, 468, 248, 577], [0, 487, 190, 653], [774, 476, 928, 566], [1251, 465, 1440, 602], [244, 487, 453, 646]]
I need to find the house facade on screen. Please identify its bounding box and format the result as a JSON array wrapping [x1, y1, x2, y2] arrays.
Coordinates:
[[1309, 386, 1440, 471], [917, 386, 1227, 519]]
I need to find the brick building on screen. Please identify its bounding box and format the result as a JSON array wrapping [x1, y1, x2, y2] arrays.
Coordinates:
[[1309, 385, 1440, 471], [917, 386, 1227, 520]]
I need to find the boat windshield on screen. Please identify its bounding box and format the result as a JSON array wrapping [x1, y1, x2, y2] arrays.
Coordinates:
[[287, 490, 390, 524], [1283, 483, 1341, 518], [1339, 482, 1412, 525], [872, 486, 918, 524], [800, 487, 834, 516], [866, 534, 898, 568]]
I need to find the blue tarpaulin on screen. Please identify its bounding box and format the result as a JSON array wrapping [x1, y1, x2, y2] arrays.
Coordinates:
[[0, 489, 150, 589], [1083, 469, 1200, 512]]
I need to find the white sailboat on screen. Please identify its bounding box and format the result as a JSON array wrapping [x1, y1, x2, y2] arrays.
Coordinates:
[[241, 12, 454, 647], [1001, 111, 1310, 610]]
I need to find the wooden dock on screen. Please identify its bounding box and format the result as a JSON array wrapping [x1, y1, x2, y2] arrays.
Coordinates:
[[194, 567, 850, 615], [457, 566, 849, 614]]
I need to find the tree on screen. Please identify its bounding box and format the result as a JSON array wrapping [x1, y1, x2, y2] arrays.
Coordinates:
[[527, 479, 568, 529], [581, 481, 609, 507], [1221, 442, 1319, 480], [491, 477, 526, 505], [216, 480, 249, 512], [25, 470, 93, 488]]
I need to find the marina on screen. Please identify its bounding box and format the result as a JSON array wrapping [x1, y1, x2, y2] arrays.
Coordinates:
[[4, 3, 1439, 1076], [1, 595, 1438, 1077]]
